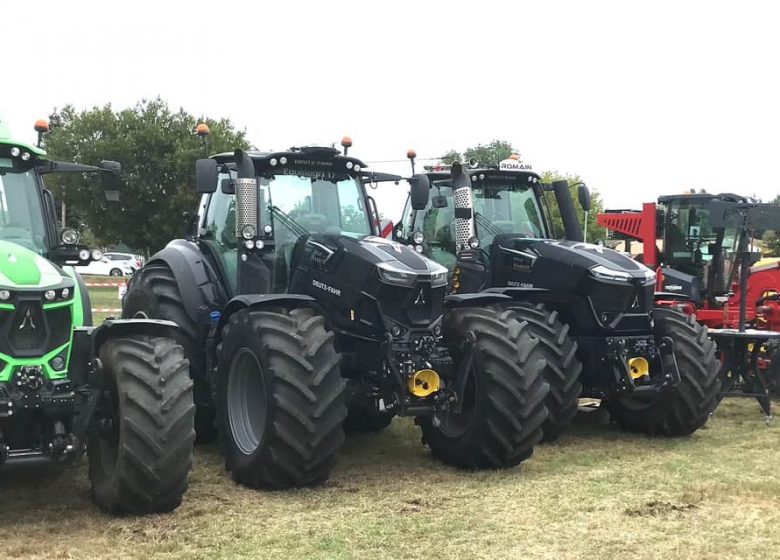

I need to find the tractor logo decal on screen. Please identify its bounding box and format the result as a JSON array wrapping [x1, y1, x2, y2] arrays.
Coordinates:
[[19, 308, 36, 331], [631, 295, 641, 309], [414, 289, 427, 306]]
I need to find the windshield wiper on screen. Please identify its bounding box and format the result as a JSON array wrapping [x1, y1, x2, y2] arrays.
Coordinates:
[[475, 212, 506, 238], [268, 205, 309, 238]]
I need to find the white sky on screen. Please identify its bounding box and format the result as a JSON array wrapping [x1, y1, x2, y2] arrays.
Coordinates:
[[3, 0, 780, 221]]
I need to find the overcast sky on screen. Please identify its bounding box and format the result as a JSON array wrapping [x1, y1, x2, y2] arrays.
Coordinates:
[[3, 0, 779, 220]]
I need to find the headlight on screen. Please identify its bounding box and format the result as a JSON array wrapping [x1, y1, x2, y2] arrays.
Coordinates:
[[430, 269, 447, 288], [0, 290, 10, 301], [377, 262, 417, 287], [241, 224, 256, 239], [91, 249, 103, 260], [467, 236, 480, 249], [589, 264, 633, 282], [79, 249, 90, 261], [412, 231, 424, 244], [61, 228, 79, 245]]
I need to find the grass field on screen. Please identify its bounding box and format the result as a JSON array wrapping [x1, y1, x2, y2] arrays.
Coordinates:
[[4, 280, 774, 559], [1, 398, 778, 560]]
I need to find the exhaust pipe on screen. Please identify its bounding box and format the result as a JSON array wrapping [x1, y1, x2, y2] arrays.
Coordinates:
[[234, 149, 258, 240], [552, 179, 584, 242], [450, 162, 475, 251]]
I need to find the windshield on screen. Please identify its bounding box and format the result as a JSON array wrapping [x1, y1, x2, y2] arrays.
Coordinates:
[[472, 183, 546, 246], [663, 199, 741, 292], [0, 167, 47, 253], [266, 172, 370, 241]]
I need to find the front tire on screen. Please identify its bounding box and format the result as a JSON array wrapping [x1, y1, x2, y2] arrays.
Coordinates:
[[498, 303, 582, 442], [605, 308, 720, 436], [419, 307, 549, 469], [123, 263, 216, 443], [217, 307, 347, 489], [88, 336, 195, 514]]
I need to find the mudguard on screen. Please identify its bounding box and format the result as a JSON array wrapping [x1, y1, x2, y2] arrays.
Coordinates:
[[140, 239, 225, 325], [68, 319, 181, 386], [444, 292, 513, 307], [217, 293, 323, 333]]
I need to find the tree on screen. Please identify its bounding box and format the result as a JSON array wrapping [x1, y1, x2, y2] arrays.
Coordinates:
[[429, 140, 605, 241], [44, 98, 248, 254], [761, 194, 780, 257]]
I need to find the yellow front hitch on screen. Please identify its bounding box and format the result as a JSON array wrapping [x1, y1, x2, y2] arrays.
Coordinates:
[[628, 357, 650, 380], [408, 369, 441, 397]]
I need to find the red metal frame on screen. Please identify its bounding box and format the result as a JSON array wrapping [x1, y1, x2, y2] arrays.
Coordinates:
[[597, 203, 659, 266]]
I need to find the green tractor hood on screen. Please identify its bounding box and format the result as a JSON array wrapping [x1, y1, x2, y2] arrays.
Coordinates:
[[0, 240, 64, 288]]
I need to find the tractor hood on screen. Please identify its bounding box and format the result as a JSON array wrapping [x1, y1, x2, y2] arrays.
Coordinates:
[[0, 240, 65, 288], [494, 235, 655, 284]]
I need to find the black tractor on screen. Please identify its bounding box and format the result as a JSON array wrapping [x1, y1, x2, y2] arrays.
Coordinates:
[[123, 138, 550, 489], [395, 155, 720, 440]]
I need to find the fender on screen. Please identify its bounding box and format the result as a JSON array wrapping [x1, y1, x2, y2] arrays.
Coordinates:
[[444, 292, 513, 307], [217, 293, 323, 334], [139, 239, 225, 326], [68, 319, 181, 385]]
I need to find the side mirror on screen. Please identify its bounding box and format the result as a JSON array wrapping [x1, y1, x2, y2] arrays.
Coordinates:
[[100, 160, 121, 202], [578, 183, 591, 212], [221, 178, 236, 194], [431, 194, 448, 208], [196, 159, 218, 193], [409, 174, 431, 210], [750, 250, 762, 264]]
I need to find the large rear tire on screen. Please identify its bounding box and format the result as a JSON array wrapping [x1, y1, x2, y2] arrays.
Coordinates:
[[123, 264, 216, 443], [88, 336, 195, 514], [498, 303, 582, 442], [419, 307, 549, 469], [605, 308, 720, 436], [217, 307, 347, 489]]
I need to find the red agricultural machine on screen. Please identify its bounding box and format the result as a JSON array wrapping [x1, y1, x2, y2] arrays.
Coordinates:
[[598, 193, 780, 415]]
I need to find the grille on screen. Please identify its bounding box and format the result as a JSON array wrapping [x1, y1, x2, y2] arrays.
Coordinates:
[[0, 301, 72, 358], [453, 187, 474, 249], [9, 302, 46, 352], [589, 282, 653, 322]]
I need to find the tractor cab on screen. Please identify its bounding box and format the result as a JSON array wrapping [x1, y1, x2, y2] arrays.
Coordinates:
[[655, 193, 746, 301], [398, 161, 553, 273], [0, 118, 120, 267]]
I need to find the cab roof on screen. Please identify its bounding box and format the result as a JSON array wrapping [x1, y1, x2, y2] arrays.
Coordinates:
[[211, 145, 366, 169]]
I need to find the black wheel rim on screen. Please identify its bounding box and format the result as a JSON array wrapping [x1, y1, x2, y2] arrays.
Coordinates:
[[436, 369, 478, 438], [227, 348, 268, 456]]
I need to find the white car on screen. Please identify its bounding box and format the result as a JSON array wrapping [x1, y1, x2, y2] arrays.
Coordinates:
[[104, 252, 143, 271], [79, 253, 136, 277]]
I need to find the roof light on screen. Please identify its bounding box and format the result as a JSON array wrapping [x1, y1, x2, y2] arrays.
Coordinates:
[[279, 156, 287, 165], [34, 119, 49, 133], [21, 152, 30, 161], [346, 161, 354, 170], [10, 147, 20, 157], [269, 158, 278, 166], [341, 136, 353, 148], [353, 164, 361, 172], [196, 123, 210, 137], [407, 149, 417, 159], [509, 154, 519, 160]]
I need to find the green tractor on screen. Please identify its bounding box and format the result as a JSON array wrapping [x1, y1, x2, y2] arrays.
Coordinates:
[[123, 136, 549, 489], [0, 117, 194, 514]]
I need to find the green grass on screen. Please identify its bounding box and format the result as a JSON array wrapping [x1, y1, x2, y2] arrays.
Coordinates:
[[83, 277, 126, 323], [1, 400, 778, 560]]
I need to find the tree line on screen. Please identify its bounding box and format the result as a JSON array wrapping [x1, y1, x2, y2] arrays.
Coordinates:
[[43, 100, 606, 254]]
